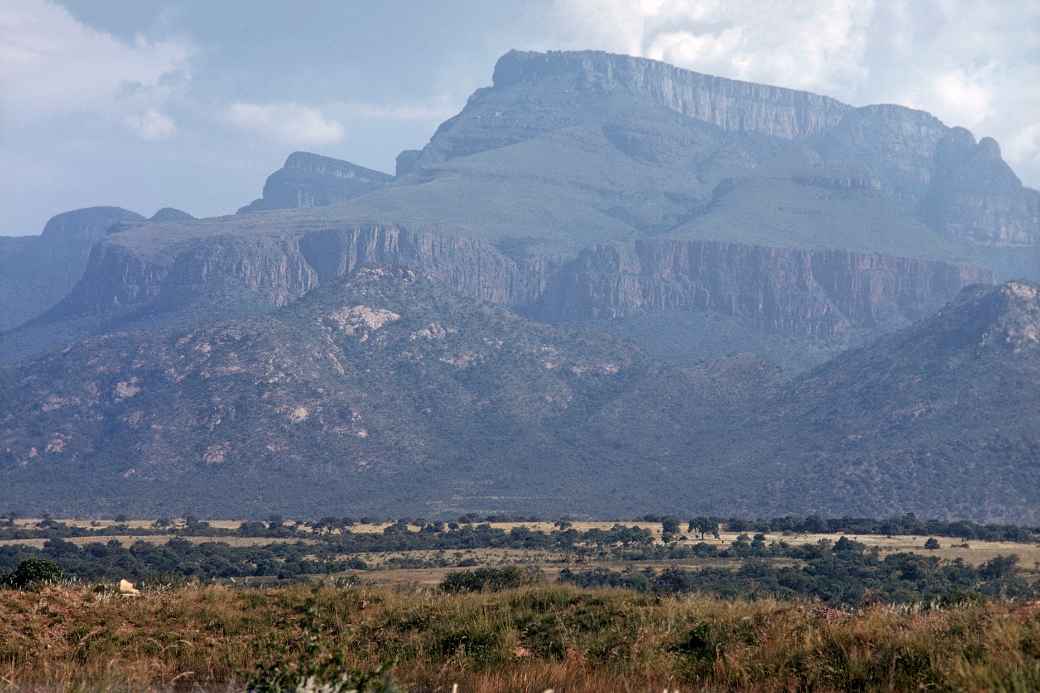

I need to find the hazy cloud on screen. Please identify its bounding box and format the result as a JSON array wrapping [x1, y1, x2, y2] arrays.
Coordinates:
[[225, 102, 345, 145], [124, 108, 177, 140], [0, 0, 192, 139], [333, 101, 457, 123]]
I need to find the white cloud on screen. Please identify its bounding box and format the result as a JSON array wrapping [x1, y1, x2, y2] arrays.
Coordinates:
[[555, 0, 873, 94], [1008, 124, 1040, 169], [333, 101, 456, 122], [124, 108, 177, 140], [930, 69, 993, 128], [0, 0, 192, 140], [225, 102, 345, 145], [553, 0, 1040, 186]]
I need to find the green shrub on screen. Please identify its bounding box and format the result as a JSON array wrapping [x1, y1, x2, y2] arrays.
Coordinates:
[[440, 566, 543, 593], [1, 558, 63, 590]]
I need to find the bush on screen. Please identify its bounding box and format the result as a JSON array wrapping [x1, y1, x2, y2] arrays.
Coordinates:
[[2, 558, 64, 590], [924, 537, 941, 550], [440, 566, 543, 593]]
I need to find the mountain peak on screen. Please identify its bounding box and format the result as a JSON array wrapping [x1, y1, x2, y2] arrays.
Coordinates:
[[488, 49, 852, 139], [40, 207, 143, 239], [149, 207, 195, 223], [238, 153, 393, 213], [282, 151, 391, 179], [919, 280, 1040, 355]]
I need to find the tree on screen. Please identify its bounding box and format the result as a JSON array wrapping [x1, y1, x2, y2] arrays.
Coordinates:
[[687, 517, 719, 540], [661, 517, 681, 536]]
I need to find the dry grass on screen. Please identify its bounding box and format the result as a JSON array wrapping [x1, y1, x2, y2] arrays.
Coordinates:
[[0, 535, 316, 549], [2, 583, 1040, 692]]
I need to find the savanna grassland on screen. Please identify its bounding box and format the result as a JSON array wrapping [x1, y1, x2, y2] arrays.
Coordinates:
[[4, 515, 1040, 690], [4, 582, 1040, 692]]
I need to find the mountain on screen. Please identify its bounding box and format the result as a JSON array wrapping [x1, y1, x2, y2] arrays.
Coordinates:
[[0, 266, 763, 516], [3, 49, 1040, 520], [0, 207, 143, 331], [237, 152, 394, 213], [703, 280, 1040, 523], [9, 48, 1033, 369], [6, 272, 1039, 521]]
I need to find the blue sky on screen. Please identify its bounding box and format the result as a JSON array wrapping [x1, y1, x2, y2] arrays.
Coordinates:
[[2, 0, 1038, 234]]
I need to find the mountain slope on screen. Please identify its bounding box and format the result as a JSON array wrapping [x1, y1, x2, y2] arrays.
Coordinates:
[[1, 266, 761, 516], [723, 281, 1040, 522], [4, 272, 1040, 521]]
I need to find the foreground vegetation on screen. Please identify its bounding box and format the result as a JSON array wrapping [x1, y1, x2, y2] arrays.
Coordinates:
[[4, 581, 1040, 691], [5, 515, 1040, 689]]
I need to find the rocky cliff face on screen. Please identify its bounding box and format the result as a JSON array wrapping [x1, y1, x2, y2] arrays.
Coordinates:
[[238, 152, 393, 213], [534, 240, 990, 338], [48, 224, 987, 348]]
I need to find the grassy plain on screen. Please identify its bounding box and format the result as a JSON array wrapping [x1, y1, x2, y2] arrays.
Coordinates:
[[3, 582, 1040, 692]]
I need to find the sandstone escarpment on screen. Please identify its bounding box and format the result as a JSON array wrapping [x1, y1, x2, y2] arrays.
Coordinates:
[[535, 240, 990, 338], [50, 221, 988, 346], [46, 234, 322, 321]]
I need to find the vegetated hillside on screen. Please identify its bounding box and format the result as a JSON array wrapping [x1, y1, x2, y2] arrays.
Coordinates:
[[0, 266, 773, 517], [724, 281, 1040, 522], [0, 207, 143, 331], [5, 271, 1040, 521]]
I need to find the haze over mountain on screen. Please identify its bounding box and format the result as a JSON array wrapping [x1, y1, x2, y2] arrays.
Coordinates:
[[2, 49, 1039, 520]]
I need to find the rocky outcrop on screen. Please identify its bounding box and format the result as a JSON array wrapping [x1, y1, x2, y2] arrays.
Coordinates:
[[238, 152, 393, 213]]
